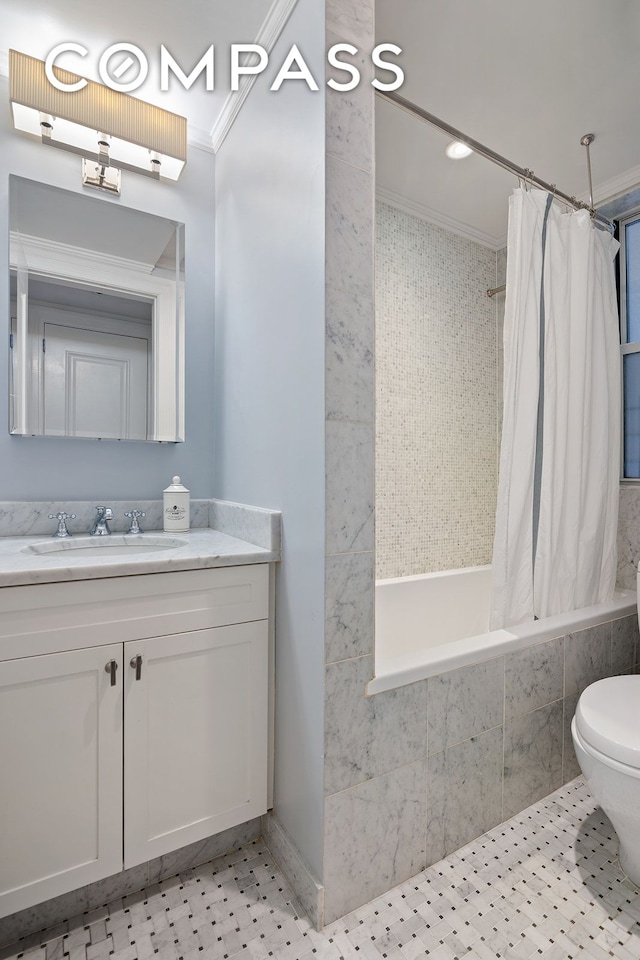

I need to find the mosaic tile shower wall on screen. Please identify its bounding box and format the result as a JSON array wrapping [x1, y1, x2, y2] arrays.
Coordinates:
[[375, 202, 501, 579]]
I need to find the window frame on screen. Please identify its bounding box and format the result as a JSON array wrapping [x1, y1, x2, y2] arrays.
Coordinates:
[[618, 207, 640, 481]]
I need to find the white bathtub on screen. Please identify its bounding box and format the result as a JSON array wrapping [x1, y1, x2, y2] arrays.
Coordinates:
[[369, 564, 637, 694]]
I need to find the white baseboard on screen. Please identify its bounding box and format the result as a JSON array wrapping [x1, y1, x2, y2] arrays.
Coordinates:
[[262, 812, 324, 930]]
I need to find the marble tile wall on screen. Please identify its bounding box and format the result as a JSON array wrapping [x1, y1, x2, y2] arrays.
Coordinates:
[[616, 484, 640, 588], [0, 501, 210, 537], [321, 0, 378, 929], [427, 615, 638, 862], [320, 0, 504, 929], [208, 499, 282, 552], [375, 203, 501, 579], [321, 612, 638, 924], [0, 499, 281, 550]]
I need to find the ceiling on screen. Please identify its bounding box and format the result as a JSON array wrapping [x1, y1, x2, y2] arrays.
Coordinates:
[[376, 0, 640, 247], [3, 0, 639, 246], [0, 0, 273, 145]]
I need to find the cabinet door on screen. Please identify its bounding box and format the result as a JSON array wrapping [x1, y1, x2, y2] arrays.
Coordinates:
[[124, 622, 268, 868], [0, 645, 123, 918]]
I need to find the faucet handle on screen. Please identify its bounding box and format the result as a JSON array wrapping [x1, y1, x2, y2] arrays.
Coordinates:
[[48, 512, 76, 538], [124, 510, 145, 535]]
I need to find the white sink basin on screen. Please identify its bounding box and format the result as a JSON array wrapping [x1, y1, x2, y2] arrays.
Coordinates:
[[22, 535, 189, 558]]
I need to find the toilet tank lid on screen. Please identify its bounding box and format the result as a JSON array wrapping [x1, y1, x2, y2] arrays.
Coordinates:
[[575, 676, 640, 769]]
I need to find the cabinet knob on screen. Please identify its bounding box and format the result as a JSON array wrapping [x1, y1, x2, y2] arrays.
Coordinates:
[[104, 660, 118, 686], [130, 654, 142, 681]]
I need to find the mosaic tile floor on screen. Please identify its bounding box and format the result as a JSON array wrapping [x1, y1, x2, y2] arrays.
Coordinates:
[[4, 778, 640, 960]]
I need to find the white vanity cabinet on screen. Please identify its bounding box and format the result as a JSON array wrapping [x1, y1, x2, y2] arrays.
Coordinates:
[[0, 645, 124, 918], [0, 564, 270, 919], [124, 622, 268, 867]]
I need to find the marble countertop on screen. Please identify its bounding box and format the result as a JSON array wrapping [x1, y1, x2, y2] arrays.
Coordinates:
[[0, 527, 279, 588]]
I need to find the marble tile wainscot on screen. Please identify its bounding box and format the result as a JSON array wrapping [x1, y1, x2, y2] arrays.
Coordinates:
[[323, 613, 639, 921], [0, 498, 280, 549], [0, 501, 210, 537]]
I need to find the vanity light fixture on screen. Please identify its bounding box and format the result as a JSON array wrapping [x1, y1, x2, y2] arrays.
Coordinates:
[[9, 49, 187, 195], [445, 140, 473, 159]]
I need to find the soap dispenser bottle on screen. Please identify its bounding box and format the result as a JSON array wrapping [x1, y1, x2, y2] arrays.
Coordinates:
[[163, 476, 190, 532]]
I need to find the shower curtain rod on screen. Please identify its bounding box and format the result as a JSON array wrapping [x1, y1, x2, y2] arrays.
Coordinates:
[[376, 89, 614, 232]]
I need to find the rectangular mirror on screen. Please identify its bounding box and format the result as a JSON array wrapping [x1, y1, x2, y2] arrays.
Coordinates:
[[9, 176, 185, 442]]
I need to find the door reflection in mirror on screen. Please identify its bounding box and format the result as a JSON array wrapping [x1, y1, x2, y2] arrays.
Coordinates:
[[8, 176, 185, 442]]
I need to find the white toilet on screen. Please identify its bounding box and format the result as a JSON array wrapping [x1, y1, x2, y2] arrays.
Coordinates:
[[572, 674, 640, 884]]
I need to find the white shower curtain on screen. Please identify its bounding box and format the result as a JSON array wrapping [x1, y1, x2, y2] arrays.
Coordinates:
[[490, 188, 620, 629]]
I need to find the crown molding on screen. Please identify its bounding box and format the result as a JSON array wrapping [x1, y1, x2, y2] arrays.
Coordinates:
[[187, 124, 216, 154], [2, 0, 302, 159], [590, 163, 640, 208], [376, 187, 505, 251], [210, 0, 299, 154]]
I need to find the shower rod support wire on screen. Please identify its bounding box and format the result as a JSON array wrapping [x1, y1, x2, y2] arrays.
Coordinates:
[[377, 90, 613, 231]]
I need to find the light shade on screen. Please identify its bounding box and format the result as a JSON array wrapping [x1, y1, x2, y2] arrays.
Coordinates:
[[10, 50, 187, 180]]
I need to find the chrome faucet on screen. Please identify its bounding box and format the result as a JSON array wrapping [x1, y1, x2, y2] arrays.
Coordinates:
[[90, 506, 113, 536]]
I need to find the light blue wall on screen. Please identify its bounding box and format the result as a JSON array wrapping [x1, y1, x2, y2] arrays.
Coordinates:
[[0, 80, 215, 500], [214, 0, 326, 879]]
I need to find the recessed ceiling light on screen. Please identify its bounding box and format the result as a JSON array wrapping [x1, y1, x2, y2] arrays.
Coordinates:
[[445, 140, 473, 160]]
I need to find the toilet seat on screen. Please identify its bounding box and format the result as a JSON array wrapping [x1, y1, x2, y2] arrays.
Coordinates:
[[575, 676, 640, 769]]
